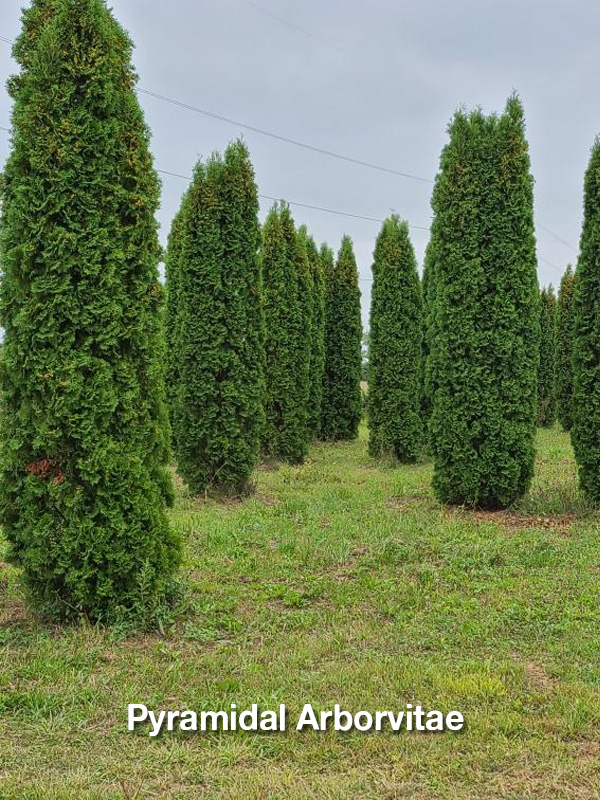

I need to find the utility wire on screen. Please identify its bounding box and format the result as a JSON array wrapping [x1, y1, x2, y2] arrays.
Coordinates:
[[537, 223, 577, 253], [156, 168, 429, 229], [0, 33, 574, 268], [139, 88, 433, 184]]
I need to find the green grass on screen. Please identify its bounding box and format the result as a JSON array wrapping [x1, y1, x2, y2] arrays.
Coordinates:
[[2, 425, 600, 798]]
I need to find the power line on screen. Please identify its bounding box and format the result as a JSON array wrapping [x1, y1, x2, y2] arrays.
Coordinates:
[[139, 88, 433, 184], [0, 33, 576, 265], [156, 167, 429, 229], [538, 223, 577, 254]]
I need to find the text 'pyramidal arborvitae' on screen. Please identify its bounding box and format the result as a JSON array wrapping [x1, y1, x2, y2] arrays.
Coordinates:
[[0, 0, 181, 622]]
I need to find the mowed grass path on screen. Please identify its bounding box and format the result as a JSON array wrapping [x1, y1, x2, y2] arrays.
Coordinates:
[[2, 426, 600, 798]]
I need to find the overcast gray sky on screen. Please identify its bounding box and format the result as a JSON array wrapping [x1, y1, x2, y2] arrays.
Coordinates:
[[0, 0, 595, 324]]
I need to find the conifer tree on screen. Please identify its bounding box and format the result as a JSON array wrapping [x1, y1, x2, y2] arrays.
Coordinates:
[[537, 285, 557, 427], [300, 228, 326, 439], [368, 216, 423, 461], [262, 203, 310, 462], [572, 139, 600, 503], [421, 226, 440, 434], [321, 236, 363, 440], [172, 141, 264, 495], [556, 265, 576, 431], [164, 198, 188, 447], [429, 96, 539, 508], [0, 0, 181, 621]]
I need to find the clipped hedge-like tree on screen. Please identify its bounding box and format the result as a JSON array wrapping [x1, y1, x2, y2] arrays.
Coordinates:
[[321, 236, 363, 440], [556, 265, 576, 431], [262, 203, 310, 462], [421, 224, 440, 435], [368, 216, 423, 461], [0, 0, 181, 622], [429, 96, 539, 509], [300, 228, 326, 439], [537, 285, 557, 427], [164, 197, 188, 448], [172, 141, 264, 495], [572, 139, 600, 503]]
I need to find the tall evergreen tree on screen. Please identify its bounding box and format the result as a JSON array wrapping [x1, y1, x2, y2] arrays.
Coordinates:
[[262, 203, 310, 462], [572, 139, 600, 503], [172, 141, 264, 495], [0, 0, 181, 622], [300, 228, 326, 439], [368, 216, 423, 461], [321, 236, 363, 440], [164, 197, 188, 448], [556, 265, 576, 431], [421, 225, 440, 435], [429, 96, 539, 509], [537, 285, 557, 427]]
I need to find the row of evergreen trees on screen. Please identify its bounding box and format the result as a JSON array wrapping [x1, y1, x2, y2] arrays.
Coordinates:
[[4, 0, 600, 624], [165, 161, 363, 495]]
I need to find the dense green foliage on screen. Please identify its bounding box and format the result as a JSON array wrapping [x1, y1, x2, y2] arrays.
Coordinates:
[[429, 96, 539, 509], [368, 216, 423, 461], [572, 140, 600, 503], [300, 228, 326, 439], [262, 203, 310, 462], [0, 0, 181, 622], [420, 226, 439, 435], [170, 141, 264, 495], [556, 265, 576, 431], [321, 236, 363, 440], [164, 198, 188, 448], [537, 286, 557, 427]]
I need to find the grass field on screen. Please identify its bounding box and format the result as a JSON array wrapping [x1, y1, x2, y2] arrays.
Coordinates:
[[1, 425, 600, 798]]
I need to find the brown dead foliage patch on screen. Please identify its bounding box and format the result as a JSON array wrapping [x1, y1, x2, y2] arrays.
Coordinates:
[[450, 507, 578, 535], [524, 660, 554, 692]]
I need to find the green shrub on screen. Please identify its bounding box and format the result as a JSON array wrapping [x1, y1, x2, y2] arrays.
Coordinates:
[[572, 139, 600, 503], [537, 285, 557, 427], [171, 142, 264, 495], [429, 96, 539, 509], [556, 265, 576, 431], [300, 228, 326, 440], [164, 197, 188, 450], [368, 216, 423, 461], [0, 0, 181, 623], [262, 203, 310, 462], [321, 236, 363, 441]]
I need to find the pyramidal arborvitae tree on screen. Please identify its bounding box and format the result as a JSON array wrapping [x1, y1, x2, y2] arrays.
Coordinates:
[[0, 0, 181, 622], [300, 228, 326, 440], [421, 224, 440, 435], [262, 203, 310, 462], [368, 216, 423, 461], [321, 236, 363, 440], [556, 265, 576, 431], [537, 285, 558, 427], [172, 141, 264, 495], [164, 197, 188, 448], [429, 96, 539, 509], [572, 138, 600, 503]]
